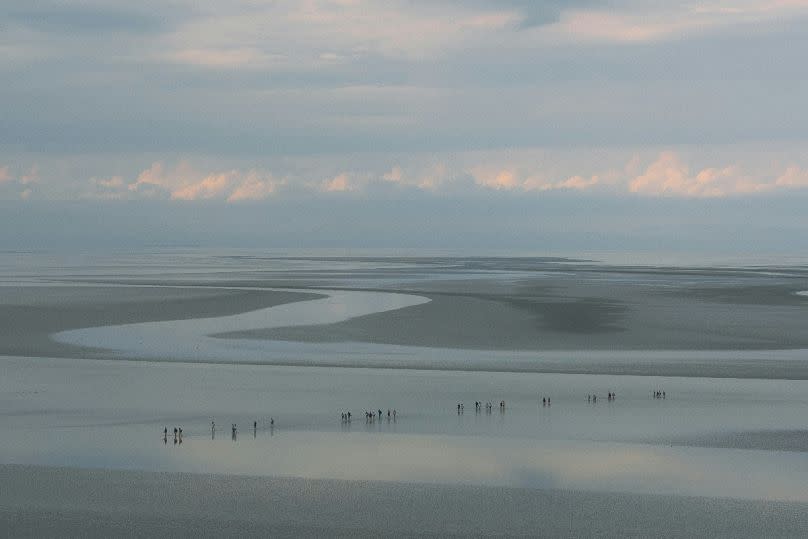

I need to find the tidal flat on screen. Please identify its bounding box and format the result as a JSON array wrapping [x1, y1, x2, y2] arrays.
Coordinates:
[[2, 251, 808, 536]]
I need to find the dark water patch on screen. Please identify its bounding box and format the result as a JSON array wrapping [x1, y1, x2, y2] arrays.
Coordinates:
[[512, 297, 627, 334]]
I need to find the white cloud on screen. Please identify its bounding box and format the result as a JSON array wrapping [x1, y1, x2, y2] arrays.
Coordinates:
[[628, 152, 774, 197], [13, 149, 808, 203], [227, 172, 284, 202], [85, 176, 128, 200], [171, 171, 235, 200], [0, 164, 41, 199], [383, 166, 403, 183], [555, 175, 600, 190], [19, 165, 39, 185], [154, 0, 519, 72], [412, 163, 450, 191], [84, 162, 288, 202], [128, 162, 170, 194], [546, 1, 808, 44], [629, 152, 692, 195], [478, 169, 520, 190], [473, 167, 603, 193], [321, 173, 355, 192], [775, 165, 808, 188]]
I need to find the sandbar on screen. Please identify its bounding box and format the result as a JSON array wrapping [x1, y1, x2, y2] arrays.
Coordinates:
[[0, 285, 322, 359]]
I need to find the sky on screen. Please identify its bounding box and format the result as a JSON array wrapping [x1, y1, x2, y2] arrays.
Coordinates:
[[2, 0, 808, 254]]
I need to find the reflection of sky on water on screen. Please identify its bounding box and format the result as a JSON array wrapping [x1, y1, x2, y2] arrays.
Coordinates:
[[3, 426, 808, 502], [168, 433, 808, 501], [2, 355, 808, 501]]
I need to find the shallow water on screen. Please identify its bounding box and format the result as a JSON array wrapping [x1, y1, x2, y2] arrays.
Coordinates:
[[2, 355, 808, 501]]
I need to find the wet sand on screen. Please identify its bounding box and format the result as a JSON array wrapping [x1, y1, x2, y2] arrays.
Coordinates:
[[5, 254, 805, 356], [3, 464, 807, 538], [0, 286, 322, 359], [225, 280, 808, 351]]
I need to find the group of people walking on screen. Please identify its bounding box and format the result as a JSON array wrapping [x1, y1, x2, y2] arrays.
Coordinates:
[[165, 418, 276, 444], [362, 409, 396, 422], [163, 426, 182, 444], [164, 388, 673, 444], [475, 401, 498, 413], [459, 401, 505, 414]]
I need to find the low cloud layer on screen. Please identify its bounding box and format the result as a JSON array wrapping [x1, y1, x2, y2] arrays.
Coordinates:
[[85, 162, 284, 202], [0, 165, 39, 200], [4, 149, 807, 203]]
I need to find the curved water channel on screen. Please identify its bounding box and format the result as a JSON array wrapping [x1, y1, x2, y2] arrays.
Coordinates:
[[53, 288, 429, 364], [52, 286, 808, 376]]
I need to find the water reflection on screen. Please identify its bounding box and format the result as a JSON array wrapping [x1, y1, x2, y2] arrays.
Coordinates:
[[173, 432, 808, 501], [12, 425, 808, 502], [4, 355, 808, 503]]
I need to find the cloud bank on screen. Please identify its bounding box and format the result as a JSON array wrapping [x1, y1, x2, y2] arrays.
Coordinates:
[[1, 150, 803, 203]]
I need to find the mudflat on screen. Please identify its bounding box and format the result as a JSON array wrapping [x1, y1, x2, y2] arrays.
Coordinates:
[[210, 263, 808, 351], [0, 286, 322, 359]]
